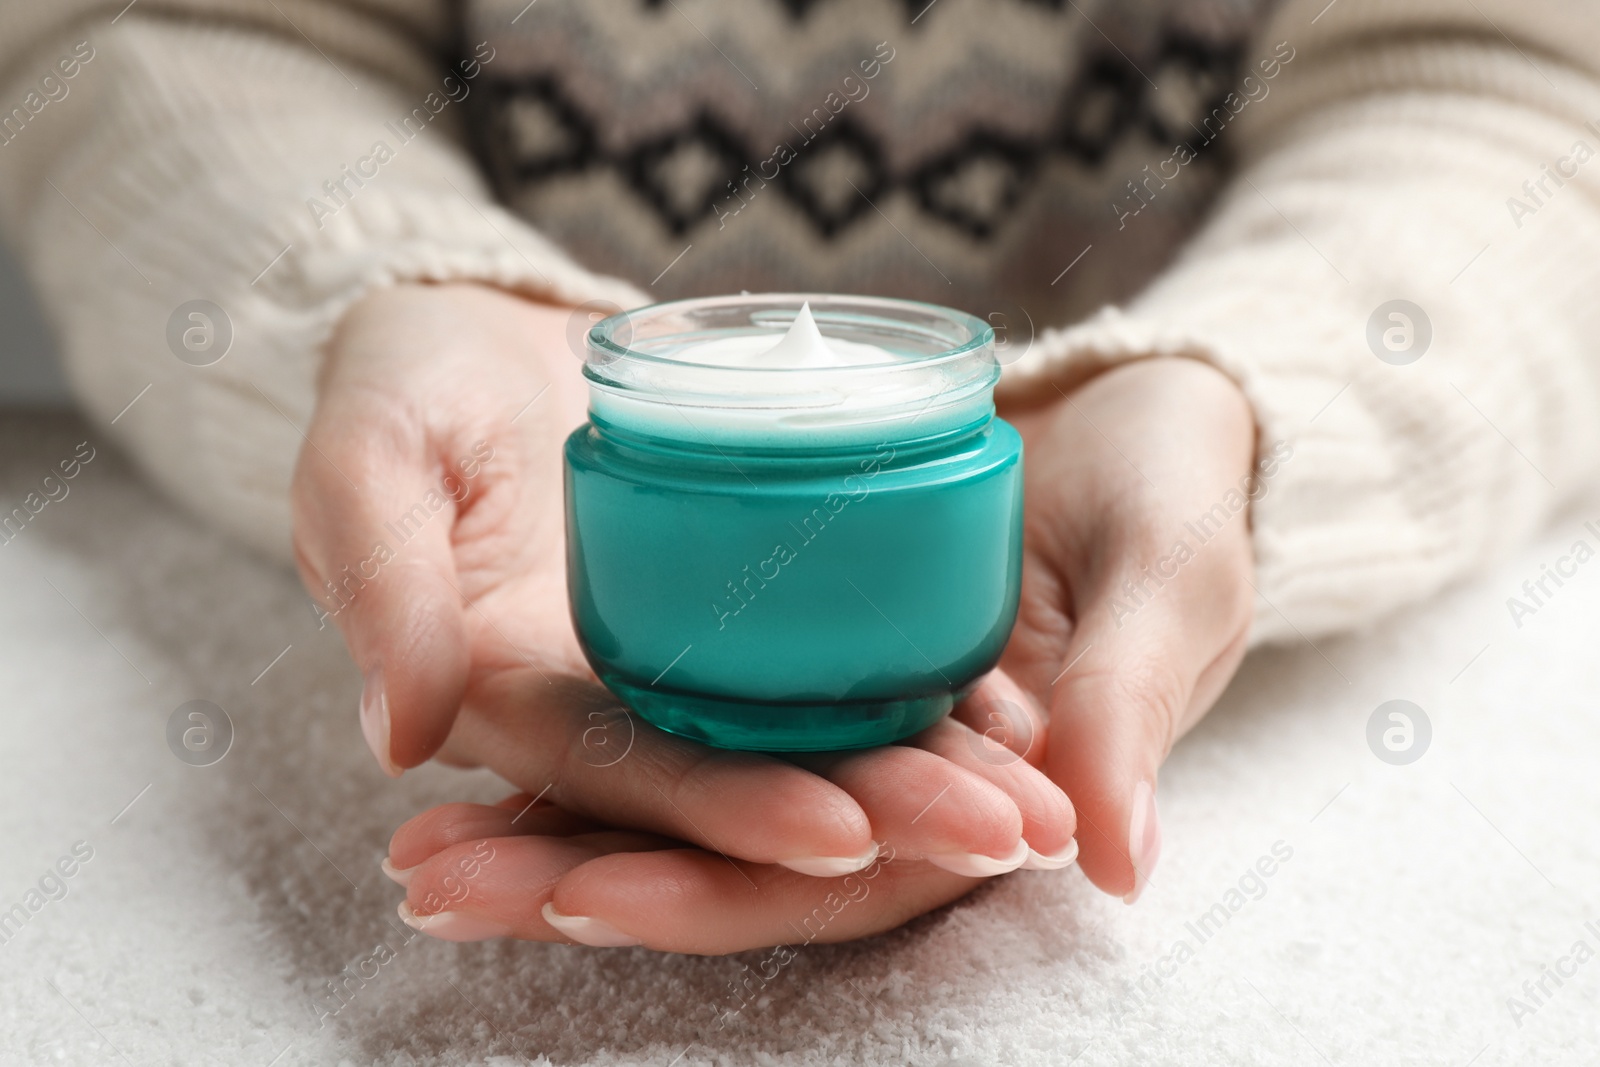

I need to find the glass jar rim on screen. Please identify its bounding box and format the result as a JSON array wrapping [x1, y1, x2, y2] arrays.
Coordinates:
[[585, 291, 996, 374], [581, 292, 1000, 447]]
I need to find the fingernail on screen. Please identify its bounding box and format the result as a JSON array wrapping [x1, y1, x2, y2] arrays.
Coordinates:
[[1124, 780, 1162, 904], [541, 903, 643, 947], [926, 838, 1030, 878], [381, 856, 414, 887], [360, 668, 402, 778], [778, 842, 879, 877], [1020, 837, 1079, 871], [397, 901, 512, 942]]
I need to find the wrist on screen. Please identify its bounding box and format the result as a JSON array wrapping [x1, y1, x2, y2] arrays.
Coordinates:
[[321, 281, 588, 399], [1005, 354, 1255, 459]]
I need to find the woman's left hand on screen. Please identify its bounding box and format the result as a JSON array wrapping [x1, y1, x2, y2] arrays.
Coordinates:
[[998, 356, 1260, 902]]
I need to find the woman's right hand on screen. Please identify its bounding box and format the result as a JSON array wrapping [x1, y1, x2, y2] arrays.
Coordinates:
[[294, 282, 1076, 894]]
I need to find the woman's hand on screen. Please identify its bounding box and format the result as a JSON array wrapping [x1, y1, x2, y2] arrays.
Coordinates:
[[367, 345, 1259, 951], [295, 282, 590, 773], [382, 674, 1074, 955], [293, 282, 1076, 914], [999, 356, 1261, 902]]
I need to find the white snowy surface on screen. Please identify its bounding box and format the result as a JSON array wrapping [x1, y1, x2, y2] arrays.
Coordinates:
[[1, 411, 1596, 1066]]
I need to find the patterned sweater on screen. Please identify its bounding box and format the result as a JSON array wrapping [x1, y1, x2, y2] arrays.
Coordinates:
[[463, 0, 1272, 326], [1, 0, 1599, 645]]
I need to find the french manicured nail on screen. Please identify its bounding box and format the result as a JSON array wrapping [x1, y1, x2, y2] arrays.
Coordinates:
[[397, 901, 512, 942], [541, 903, 643, 947], [778, 842, 879, 877], [381, 857, 414, 887], [360, 668, 402, 777], [926, 838, 1030, 878], [1124, 779, 1161, 904], [1020, 837, 1079, 871]]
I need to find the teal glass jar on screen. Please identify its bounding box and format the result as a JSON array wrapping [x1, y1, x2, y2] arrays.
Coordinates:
[[564, 293, 1022, 751]]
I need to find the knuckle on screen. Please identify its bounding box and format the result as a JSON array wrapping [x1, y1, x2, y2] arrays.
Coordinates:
[[1083, 656, 1190, 758], [1126, 659, 1189, 757]]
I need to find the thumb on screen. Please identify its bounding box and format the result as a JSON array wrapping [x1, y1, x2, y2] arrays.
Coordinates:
[[1044, 560, 1250, 902], [292, 434, 472, 776]]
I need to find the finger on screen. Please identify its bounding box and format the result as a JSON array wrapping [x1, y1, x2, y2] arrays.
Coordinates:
[[397, 832, 679, 943], [948, 669, 1049, 770], [785, 742, 1027, 876], [385, 795, 608, 879], [445, 671, 880, 876], [948, 671, 1078, 868], [782, 673, 1076, 875], [399, 835, 980, 953], [545, 841, 977, 953], [292, 403, 472, 775], [908, 715, 1078, 871], [1045, 556, 1251, 902]]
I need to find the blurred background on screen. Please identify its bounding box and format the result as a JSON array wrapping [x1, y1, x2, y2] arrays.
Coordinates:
[[0, 240, 70, 407]]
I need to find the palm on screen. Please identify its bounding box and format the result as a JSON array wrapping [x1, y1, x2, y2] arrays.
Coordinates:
[[296, 283, 1078, 953]]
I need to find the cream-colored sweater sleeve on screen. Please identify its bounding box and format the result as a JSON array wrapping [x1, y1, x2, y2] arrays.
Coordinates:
[[0, 1, 647, 563], [1002, 0, 1600, 645], [5, 2, 1598, 646]]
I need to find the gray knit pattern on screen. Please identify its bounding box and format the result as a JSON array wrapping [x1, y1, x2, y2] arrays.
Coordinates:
[[464, 0, 1278, 325]]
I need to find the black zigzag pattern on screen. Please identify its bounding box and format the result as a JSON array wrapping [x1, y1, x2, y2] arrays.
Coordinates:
[[477, 25, 1243, 240]]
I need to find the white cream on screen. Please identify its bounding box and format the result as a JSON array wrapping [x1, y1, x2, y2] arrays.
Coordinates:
[[585, 295, 998, 445], [677, 301, 895, 369]]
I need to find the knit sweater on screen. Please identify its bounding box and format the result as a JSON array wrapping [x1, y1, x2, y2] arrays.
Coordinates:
[[1, 0, 1598, 646]]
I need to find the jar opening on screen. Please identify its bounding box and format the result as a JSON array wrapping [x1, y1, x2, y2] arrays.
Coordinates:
[[585, 293, 998, 446]]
